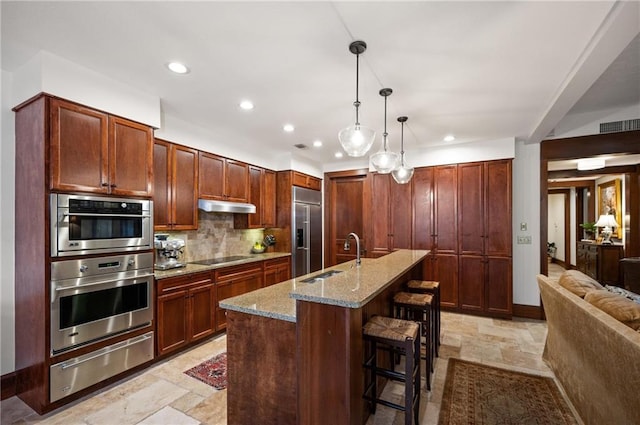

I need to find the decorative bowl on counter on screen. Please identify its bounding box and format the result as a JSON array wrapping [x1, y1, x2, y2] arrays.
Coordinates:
[[251, 246, 266, 254]]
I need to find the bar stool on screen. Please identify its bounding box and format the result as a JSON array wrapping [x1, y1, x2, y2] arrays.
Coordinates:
[[393, 292, 434, 386], [406, 280, 441, 356], [363, 315, 421, 425]]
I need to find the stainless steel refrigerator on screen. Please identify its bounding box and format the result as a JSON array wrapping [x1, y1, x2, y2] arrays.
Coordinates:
[[292, 186, 322, 278]]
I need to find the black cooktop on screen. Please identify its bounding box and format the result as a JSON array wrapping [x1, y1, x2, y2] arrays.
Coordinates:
[[189, 255, 252, 266]]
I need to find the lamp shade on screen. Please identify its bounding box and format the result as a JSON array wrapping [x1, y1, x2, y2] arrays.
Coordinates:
[[595, 214, 619, 228], [338, 125, 376, 157]]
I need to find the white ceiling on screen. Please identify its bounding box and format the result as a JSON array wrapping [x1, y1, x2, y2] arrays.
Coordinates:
[[2, 1, 639, 167]]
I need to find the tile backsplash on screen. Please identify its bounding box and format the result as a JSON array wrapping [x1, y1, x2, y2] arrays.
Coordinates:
[[161, 211, 265, 262]]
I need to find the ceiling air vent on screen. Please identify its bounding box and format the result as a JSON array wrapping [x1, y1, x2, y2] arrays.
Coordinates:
[[294, 143, 309, 150], [600, 118, 640, 134]]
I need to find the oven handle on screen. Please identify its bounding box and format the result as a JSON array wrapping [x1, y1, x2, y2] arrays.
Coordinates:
[[62, 213, 151, 218], [59, 333, 152, 370], [51, 272, 155, 302]]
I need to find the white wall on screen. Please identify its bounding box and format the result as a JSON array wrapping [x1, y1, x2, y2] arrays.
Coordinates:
[[1, 69, 17, 376], [548, 193, 566, 262], [512, 140, 542, 306]]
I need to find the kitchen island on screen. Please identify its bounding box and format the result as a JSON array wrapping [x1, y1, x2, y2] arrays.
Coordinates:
[[220, 249, 428, 425]]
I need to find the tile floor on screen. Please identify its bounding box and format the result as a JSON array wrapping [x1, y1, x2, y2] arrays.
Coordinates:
[[2, 282, 574, 425]]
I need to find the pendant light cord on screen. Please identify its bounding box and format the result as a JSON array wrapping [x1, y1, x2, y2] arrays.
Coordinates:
[[354, 52, 360, 126], [400, 120, 405, 164]]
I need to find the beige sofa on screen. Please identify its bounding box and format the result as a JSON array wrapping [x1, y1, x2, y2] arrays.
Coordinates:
[[537, 272, 640, 425]]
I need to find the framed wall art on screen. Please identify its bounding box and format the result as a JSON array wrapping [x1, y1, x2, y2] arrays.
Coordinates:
[[597, 178, 622, 238]]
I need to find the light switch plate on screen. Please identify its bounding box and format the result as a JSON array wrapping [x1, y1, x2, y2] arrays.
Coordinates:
[[517, 235, 532, 244], [520, 222, 527, 231]]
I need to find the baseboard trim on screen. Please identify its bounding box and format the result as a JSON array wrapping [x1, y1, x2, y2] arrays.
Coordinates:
[[1, 371, 17, 400], [513, 303, 545, 320]]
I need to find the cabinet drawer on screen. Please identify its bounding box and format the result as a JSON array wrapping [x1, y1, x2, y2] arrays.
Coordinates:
[[157, 272, 212, 294], [215, 263, 264, 282], [264, 257, 290, 268]]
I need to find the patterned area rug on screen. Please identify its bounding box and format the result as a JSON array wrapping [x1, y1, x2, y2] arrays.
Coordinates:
[[184, 352, 227, 390], [439, 358, 578, 425]]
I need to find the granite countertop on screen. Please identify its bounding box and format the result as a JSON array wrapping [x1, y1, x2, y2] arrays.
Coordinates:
[[154, 252, 291, 279], [220, 249, 428, 322]]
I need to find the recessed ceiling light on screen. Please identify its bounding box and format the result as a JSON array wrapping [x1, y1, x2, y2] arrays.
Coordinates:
[[239, 100, 254, 110], [444, 134, 455, 142], [577, 158, 605, 170], [283, 124, 295, 132], [335, 152, 343, 158], [167, 62, 189, 74], [313, 140, 323, 148]]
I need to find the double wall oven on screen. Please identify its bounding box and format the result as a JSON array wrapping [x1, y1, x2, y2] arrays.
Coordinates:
[[49, 194, 155, 402]]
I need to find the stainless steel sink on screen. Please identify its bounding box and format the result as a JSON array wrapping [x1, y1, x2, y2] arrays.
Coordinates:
[[300, 270, 343, 283]]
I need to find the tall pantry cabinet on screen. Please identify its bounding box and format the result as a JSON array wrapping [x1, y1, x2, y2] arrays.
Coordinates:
[[458, 160, 512, 316], [413, 160, 512, 318]]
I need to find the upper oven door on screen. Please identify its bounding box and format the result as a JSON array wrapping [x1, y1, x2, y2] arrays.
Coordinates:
[[51, 194, 153, 257]]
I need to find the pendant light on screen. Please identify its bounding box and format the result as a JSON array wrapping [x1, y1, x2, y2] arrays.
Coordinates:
[[338, 41, 376, 157], [392, 116, 414, 184], [370, 88, 400, 174]]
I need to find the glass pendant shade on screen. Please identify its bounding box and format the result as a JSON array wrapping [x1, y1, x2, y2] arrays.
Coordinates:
[[392, 160, 414, 184], [370, 135, 399, 173], [391, 116, 414, 184], [371, 87, 399, 173], [338, 124, 376, 157]]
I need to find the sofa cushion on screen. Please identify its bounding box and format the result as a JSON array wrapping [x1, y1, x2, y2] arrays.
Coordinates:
[[558, 270, 604, 297], [584, 290, 640, 330]]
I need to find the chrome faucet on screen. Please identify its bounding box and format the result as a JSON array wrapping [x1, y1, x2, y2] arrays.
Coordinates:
[[344, 232, 362, 266]]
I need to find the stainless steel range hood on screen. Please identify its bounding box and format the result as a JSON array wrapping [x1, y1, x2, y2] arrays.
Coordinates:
[[198, 199, 256, 214]]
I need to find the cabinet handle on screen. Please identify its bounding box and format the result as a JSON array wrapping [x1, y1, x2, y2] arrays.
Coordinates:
[[101, 182, 109, 187], [110, 184, 117, 188]]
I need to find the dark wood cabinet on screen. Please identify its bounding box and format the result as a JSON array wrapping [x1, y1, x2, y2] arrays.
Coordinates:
[[369, 173, 413, 257], [156, 272, 215, 356], [458, 160, 512, 317], [386, 160, 512, 316], [293, 171, 322, 191], [153, 139, 198, 230], [215, 263, 264, 330], [234, 166, 276, 229], [50, 98, 153, 197], [577, 242, 624, 285], [264, 257, 291, 286], [415, 165, 460, 308], [324, 170, 368, 266], [199, 152, 249, 202]]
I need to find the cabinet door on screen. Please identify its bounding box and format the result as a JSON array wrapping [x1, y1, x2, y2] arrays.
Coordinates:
[[485, 160, 512, 256], [459, 255, 485, 312], [486, 256, 512, 316], [153, 140, 172, 230], [327, 173, 367, 266], [172, 145, 198, 230], [248, 166, 263, 228], [434, 165, 458, 254], [189, 282, 216, 340], [108, 116, 153, 197], [370, 173, 392, 256], [263, 170, 277, 227], [413, 167, 435, 250], [157, 291, 189, 356], [391, 177, 413, 250], [199, 152, 225, 200], [434, 254, 458, 308], [50, 98, 109, 193], [458, 163, 484, 255], [264, 258, 291, 286], [225, 159, 249, 202], [216, 264, 264, 330]]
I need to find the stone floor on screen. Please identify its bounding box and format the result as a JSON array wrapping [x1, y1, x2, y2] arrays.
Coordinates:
[[2, 307, 572, 425]]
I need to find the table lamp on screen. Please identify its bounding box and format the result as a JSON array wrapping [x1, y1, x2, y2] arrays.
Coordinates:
[[595, 214, 619, 244]]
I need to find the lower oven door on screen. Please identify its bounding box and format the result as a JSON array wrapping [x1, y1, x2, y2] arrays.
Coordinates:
[[51, 271, 154, 354], [50, 331, 154, 402]]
